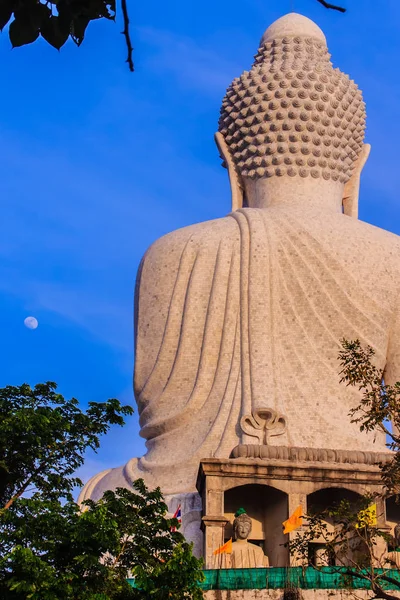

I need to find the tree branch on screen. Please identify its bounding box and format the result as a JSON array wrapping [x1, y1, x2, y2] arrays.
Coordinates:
[[121, 0, 134, 72], [374, 573, 400, 591], [370, 585, 400, 600], [1, 457, 49, 512], [1, 438, 72, 512], [337, 569, 400, 600], [316, 0, 346, 12]]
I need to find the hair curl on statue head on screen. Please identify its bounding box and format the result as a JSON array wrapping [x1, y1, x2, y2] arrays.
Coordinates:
[[218, 35, 365, 184]]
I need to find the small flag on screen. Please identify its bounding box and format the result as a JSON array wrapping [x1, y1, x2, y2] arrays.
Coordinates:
[[356, 504, 377, 528], [283, 505, 303, 534], [213, 538, 232, 555], [170, 504, 182, 532]]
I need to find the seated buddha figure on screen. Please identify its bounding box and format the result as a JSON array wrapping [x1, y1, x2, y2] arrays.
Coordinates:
[[80, 13, 400, 502], [224, 509, 269, 569]]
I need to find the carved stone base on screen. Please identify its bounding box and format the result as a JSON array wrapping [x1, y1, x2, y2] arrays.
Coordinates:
[[230, 444, 392, 465], [197, 454, 387, 568]]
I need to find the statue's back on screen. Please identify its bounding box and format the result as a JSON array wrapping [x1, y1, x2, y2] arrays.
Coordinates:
[[133, 203, 400, 495]]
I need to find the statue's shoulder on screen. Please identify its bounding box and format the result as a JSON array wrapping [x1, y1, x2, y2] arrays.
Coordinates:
[[142, 215, 238, 264], [355, 217, 400, 240], [353, 217, 400, 255], [338, 216, 400, 282]]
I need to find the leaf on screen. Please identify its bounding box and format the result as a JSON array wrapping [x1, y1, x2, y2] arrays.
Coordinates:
[[40, 15, 69, 49], [56, 0, 72, 32], [70, 15, 89, 46], [32, 2, 51, 28], [0, 0, 14, 31], [87, 0, 114, 21], [9, 18, 39, 47], [14, 1, 50, 29]]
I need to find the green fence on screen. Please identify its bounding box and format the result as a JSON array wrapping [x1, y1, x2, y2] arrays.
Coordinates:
[[199, 567, 400, 591]]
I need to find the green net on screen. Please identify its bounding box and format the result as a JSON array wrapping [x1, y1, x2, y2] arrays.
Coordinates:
[[199, 567, 400, 591]]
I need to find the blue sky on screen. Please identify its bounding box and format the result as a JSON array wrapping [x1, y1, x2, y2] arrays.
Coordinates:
[[1, 0, 400, 487]]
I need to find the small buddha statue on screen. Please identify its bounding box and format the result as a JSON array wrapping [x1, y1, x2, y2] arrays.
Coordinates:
[[228, 509, 269, 568]]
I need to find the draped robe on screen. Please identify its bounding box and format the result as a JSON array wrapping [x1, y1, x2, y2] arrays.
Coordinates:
[[81, 205, 400, 499]]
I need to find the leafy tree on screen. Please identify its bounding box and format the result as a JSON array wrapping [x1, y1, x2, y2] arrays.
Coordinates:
[[0, 382, 204, 599], [287, 340, 400, 600], [339, 340, 400, 495], [0, 0, 346, 72], [0, 481, 204, 599], [289, 495, 400, 600], [0, 381, 133, 510]]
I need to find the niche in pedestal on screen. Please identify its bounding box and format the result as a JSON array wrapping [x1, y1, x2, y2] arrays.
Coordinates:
[[307, 487, 364, 567], [223, 483, 289, 567]]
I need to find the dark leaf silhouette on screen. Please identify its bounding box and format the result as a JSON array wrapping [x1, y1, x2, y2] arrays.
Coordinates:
[[41, 15, 69, 49], [9, 18, 39, 47], [0, 0, 14, 31]]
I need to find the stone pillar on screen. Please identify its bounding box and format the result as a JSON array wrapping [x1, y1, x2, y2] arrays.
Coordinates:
[[199, 467, 228, 568], [374, 495, 391, 567], [202, 515, 229, 568]]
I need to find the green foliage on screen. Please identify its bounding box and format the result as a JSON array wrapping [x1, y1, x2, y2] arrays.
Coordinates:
[[0, 481, 203, 599], [86, 481, 204, 599], [0, 382, 203, 599], [0, 381, 133, 509], [288, 497, 400, 599], [339, 339, 400, 493], [1, 493, 136, 599], [133, 541, 204, 599]]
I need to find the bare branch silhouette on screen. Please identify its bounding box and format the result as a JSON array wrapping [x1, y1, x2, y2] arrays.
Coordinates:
[[121, 0, 134, 72], [317, 0, 346, 12]]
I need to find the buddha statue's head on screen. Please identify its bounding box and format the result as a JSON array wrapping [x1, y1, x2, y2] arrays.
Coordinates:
[[233, 509, 252, 540], [216, 13, 369, 216]]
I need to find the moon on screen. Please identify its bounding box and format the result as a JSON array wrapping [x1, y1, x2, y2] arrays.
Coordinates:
[[24, 316, 38, 330]]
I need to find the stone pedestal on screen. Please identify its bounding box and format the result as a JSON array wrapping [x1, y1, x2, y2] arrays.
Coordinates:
[[197, 446, 390, 568]]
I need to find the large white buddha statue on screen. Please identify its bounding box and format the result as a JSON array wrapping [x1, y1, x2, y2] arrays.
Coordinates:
[[80, 13, 400, 502]]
